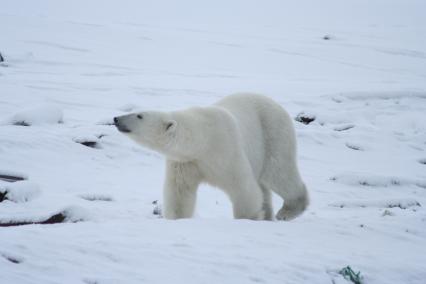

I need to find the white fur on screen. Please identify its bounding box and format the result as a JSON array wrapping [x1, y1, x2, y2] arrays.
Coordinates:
[[115, 93, 309, 220]]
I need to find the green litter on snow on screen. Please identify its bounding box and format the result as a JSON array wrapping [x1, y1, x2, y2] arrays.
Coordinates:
[[339, 266, 363, 284]]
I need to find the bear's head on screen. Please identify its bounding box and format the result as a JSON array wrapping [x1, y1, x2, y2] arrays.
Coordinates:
[[114, 111, 179, 155]]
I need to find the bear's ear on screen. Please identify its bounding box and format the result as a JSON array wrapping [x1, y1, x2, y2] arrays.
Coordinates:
[[165, 120, 177, 132]]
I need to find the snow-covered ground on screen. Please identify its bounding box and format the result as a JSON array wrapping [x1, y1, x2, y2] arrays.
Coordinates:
[[1, 0, 426, 283]]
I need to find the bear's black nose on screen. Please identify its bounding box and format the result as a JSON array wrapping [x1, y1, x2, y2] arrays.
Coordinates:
[[113, 116, 131, 133]]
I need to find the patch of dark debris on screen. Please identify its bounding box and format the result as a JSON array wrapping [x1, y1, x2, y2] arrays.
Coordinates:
[[0, 52, 4, 62], [295, 112, 316, 125], [333, 200, 421, 210], [12, 120, 31, 126], [388, 201, 421, 209], [418, 158, 426, 165]]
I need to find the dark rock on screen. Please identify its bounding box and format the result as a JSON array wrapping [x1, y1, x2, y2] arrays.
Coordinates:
[[0, 191, 8, 202], [295, 112, 316, 125], [0, 174, 26, 182], [1, 254, 21, 264], [12, 121, 30, 127], [75, 140, 100, 149], [40, 213, 66, 225]]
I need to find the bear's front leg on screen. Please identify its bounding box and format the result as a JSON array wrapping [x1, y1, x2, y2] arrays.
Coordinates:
[[230, 185, 264, 220], [163, 160, 201, 219], [227, 171, 265, 220]]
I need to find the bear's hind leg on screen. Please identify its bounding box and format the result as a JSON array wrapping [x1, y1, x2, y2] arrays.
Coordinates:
[[275, 183, 309, 221], [260, 158, 309, 221], [163, 160, 201, 219], [259, 183, 274, 221]]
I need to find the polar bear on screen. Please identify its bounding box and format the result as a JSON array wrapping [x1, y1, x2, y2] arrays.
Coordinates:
[[114, 93, 308, 220]]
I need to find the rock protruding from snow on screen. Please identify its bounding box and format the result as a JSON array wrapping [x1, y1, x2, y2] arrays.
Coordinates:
[[0, 181, 41, 203], [73, 136, 101, 149], [0, 169, 27, 182], [295, 112, 316, 125], [6, 105, 63, 126]]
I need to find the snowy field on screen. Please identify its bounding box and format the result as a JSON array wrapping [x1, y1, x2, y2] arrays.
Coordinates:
[[1, 0, 426, 283]]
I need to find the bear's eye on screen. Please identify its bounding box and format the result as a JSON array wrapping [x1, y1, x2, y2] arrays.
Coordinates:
[[165, 122, 174, 131], [137, 114, 143, 119]]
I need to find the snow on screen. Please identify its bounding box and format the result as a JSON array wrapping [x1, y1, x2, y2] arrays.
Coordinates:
[[1, 0, 426, 283], [3, 104, 63, 126], [0, 180, 41, 203]]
